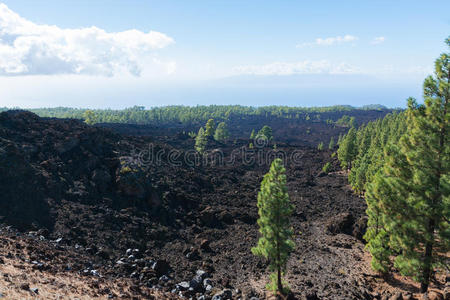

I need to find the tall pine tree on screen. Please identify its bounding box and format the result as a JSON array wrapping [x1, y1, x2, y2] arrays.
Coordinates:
[[205, 119, 216, 137], [252, 158, 294, 295], [195, 127, 207, 154], [337, 127, 357, 169], [214, 122, 230, 142], [365, 37, 449, 292]]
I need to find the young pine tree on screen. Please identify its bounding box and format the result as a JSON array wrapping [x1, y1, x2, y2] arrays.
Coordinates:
[[257, 125, 273, 141], [214, 122, 230, 142], [337, 127, 357, 169], [83, 110, 97, 125], [365, 38, 449, 292], [337, 133, 343, 145], [328, 137, 335, 150], [252, 158, 295, 295], [205, 119, 216, 137], [195, 127, 207, 154], [317, 141, 324, 151]]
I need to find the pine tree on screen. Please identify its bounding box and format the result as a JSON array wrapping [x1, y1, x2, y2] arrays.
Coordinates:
[[257, 125, 273, 141], [83, 110, 97, 125], [205, 119, 216, 137], [364, 38, 449, 292], [195, 127, 207, 154], [328, 137, 335, 150], [214, 122, 230, 142], [317, 141, 324, 151], [337, 127, 357, 169], [252, 158, 295, 295], [337, 133, 343, 145]]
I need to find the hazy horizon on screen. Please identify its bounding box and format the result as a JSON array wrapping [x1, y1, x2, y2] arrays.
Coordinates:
[[0, 1, 448, 108]]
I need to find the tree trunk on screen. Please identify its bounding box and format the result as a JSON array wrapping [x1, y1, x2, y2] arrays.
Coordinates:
[[277, 266, 283, 295], [420, 219, 435, 293]]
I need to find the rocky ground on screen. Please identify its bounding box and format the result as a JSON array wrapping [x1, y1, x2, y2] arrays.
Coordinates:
[[0, 110, 448, 299]]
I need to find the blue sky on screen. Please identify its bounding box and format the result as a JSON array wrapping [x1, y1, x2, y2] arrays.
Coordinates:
[[0, 0, 449, 108]]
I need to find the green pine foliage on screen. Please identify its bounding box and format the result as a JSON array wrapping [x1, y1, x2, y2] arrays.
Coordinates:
[[322, 162, 331, 173], [83, 110, 97, 125], [317, 141, 324, 151], [257, 125, 273, 141], [337, 127, 357, 170], [252, 158, 294, 295], [346, 112, 408, 194], [342, 37, 450, 293], [336, 115, 356, 127], [195, 127, 207, 154], [205, 118, 216, 137], [337, 133, 343, 145], [213, 122, 229, 142], [328, 137, 335, 150], [24, 105, 386, 126]]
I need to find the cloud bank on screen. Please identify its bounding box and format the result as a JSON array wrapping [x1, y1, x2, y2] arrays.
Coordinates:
[[232, 60, 361, 76], [0, 3, 174, 76], [296, 35, 357, 48]]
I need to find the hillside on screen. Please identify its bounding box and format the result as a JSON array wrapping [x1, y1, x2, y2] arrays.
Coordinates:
[[0, 110, 446, 299]]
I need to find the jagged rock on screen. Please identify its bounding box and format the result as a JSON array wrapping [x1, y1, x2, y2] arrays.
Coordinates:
[[200, 206, 219, 227], [390, 292, 402, 300], [425, 291, 444, 300], [203, 278, 213, 288], [200, 239, 211, 252], [116, 173, 146, 199], [196, 270, 209, 280], [326, 212, 354, 235], [217, 211, 233, 224], [443, 287, 450, 300], [186, 248, 201, 261], [305, 291, 319, 300], [212, 289, 232, 300], [151, 259, 170, 277], [352, 216, 368, 240], [403, 292, 413, 300], [176, 281, 190, 291], [92, 169, 111, 192], [55, 137, 79, 155]]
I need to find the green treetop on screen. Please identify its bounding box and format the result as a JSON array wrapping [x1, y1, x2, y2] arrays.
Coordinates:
[[337, 127, 357, 169], [317, 141, 324, 151], [83, 110, 97, 125], [195, 127, 207, 154], [328, 137, 335, 150], [214, 122, 230, 142], [205, 118, 216, 137], [257, 125, 273, 141]]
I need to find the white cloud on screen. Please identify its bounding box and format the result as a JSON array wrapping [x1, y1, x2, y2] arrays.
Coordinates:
[[371, 36, 385, 45], [232, 60, 361, 76], [0, 3, 175, 76], [296, 35, 358, 48]]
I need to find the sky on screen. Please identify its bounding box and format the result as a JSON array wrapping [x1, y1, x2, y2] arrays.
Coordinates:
[[0, 0, 449, 109]]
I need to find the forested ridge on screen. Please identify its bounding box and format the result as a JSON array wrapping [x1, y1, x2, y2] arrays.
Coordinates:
[[0, 104, 389, 126]]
